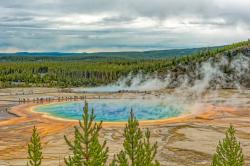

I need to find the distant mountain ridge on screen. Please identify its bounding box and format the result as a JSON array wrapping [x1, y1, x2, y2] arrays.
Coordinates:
[[0, 47, 219, 61]]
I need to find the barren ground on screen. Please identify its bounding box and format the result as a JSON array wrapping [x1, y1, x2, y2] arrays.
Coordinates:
[[0, 87, 249, 166]]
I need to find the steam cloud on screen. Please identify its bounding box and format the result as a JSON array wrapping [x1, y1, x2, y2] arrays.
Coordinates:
[[75, 52, 250, 96], [71, 51, 250, 116]]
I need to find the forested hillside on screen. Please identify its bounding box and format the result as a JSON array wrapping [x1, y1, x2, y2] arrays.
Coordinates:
[[0, 47, 206, 62], [0, 40, 249, 88]]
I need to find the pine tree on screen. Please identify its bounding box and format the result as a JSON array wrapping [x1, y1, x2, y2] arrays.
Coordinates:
[[111, 110, 160, 166], [64, 101, 108, 166], [64, 129, 82, 165], [27, 126, 43, 166], [211, 125, 244, 166], [137, 129, 160, 166]]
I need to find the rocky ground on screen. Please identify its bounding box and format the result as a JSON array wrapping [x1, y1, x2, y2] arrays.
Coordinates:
[[0, 87, 249, 166]]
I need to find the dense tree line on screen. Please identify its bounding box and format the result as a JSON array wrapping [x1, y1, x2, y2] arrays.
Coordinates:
[[0, 47, 205, 62], [0, 40, 249, 88]]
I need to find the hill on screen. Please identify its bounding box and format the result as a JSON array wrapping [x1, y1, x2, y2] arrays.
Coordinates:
[[0, 47, 214, 62], [0, 40, 249, 88]]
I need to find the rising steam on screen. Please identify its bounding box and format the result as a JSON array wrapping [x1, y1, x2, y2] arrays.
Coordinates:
[[74, 52, 250, 96], [71, 51, 250, 117]]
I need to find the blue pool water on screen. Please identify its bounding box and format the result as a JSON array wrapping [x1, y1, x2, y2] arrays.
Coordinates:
[[34, 100, 184, 122]]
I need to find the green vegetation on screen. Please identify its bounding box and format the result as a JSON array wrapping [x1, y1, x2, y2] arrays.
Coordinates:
[[0, 40, 249, 88], [27, 126, 43, 166], [64, 101, 108, 166], [111, 111, 159, 166], [64, 103, 159, 166], [212, 125, 244, 166], [27, 105, 246, 165], [0, 47, 206, 62]]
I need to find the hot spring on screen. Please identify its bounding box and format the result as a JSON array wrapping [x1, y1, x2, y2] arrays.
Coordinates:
[[34, 99, 185, 122]]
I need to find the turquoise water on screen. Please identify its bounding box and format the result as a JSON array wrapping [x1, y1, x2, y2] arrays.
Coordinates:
[[35, 100, 184, 122]]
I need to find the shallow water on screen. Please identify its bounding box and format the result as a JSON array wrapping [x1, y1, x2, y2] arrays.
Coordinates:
[[35, 99, 184, 122]]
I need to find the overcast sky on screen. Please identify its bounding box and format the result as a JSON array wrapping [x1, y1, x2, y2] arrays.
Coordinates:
[[0, 0, 250, 52]]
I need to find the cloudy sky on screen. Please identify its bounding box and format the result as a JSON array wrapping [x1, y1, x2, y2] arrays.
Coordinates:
[[0, 0, 250, 52]]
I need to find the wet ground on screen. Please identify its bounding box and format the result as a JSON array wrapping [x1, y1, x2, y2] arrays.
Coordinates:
[[0, 88, 249, 166]]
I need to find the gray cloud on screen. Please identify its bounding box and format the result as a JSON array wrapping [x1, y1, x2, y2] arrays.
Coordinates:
[[0, 0, 250, 52]]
